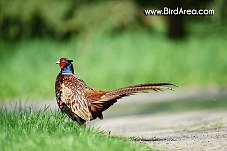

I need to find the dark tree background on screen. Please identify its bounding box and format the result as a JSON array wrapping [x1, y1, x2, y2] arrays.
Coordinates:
[[0, 0, 225, 41]]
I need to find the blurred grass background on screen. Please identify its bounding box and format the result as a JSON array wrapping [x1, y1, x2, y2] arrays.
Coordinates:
[[0, 0, 227, 99]]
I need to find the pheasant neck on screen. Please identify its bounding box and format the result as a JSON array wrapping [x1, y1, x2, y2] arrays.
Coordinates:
[[60, 63, 74, 74]]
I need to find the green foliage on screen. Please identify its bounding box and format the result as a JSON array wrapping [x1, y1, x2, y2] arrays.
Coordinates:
[[0, 0, 139, 40], [0, 108, 154, 151], [69, 1, 137, 31], [1, 0, 226, 40], [0, 0, 72, 39], [0, 23, 226, 99]]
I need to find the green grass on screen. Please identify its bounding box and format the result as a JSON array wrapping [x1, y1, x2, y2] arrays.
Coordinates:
[[0, 108, 155, 151], [0, 23, 227, 99]]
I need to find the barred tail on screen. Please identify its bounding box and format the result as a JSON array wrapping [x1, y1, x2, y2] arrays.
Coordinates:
[[93, 83, 176, 103]]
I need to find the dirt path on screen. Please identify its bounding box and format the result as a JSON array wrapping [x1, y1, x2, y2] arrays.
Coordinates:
[[2, 88, 227, 150], [89, 110, 227, 151]]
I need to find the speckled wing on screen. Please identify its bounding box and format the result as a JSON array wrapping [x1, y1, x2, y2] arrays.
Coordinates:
[[61, 75, 92, 121]]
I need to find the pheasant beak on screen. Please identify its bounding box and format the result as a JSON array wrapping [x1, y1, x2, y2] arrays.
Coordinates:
[[56, 60, 60, 64]]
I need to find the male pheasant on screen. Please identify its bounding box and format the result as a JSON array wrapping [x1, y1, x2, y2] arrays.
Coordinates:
[[55, 58, 175, 124]]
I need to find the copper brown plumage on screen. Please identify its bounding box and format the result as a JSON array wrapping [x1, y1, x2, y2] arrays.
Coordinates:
[[55, 58, 176, 124]]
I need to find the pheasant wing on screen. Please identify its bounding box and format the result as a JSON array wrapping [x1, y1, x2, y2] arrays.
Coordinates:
[[61, 76, 92, 121], [85, 89, 112, 119]]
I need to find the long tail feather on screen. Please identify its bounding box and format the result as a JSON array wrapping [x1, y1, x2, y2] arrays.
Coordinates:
[[106, 83, 176, 96], [93, 83, 176, 103]]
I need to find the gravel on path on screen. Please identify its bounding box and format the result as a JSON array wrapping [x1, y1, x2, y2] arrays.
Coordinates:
[[89, 110, 227, 151]]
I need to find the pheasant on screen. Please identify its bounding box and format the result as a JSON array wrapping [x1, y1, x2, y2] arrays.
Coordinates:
[[55, 58, 176, 124]]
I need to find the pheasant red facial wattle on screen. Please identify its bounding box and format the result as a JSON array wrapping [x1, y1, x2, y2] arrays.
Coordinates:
[[55, 58, 176, 125], [56, 58, 73, 69]]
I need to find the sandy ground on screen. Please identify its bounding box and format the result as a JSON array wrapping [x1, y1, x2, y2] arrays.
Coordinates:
[[89, 110, 227, 151]]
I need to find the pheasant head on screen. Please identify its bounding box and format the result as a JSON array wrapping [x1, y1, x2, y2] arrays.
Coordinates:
[[56, 58, 74, 74]]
